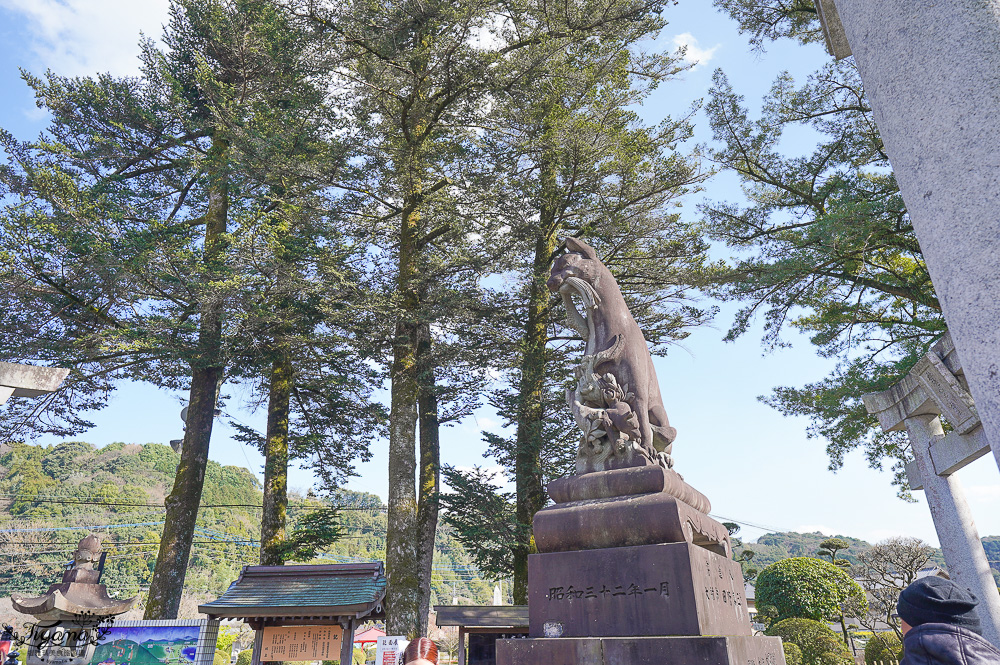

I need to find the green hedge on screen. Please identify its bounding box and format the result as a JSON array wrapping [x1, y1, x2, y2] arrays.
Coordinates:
[[756, 557, 867, 624], [783, 642, 803, 665], [765, 618, 853, 665], [864, 632, 903, 664]]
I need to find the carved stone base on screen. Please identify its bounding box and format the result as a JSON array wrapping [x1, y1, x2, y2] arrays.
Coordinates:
[[534, 492, 729, 556], [528, 543, 750, 638], [535, 467, 728, 556], [496, 636, 786, 665], [547, 465, 711, 514]]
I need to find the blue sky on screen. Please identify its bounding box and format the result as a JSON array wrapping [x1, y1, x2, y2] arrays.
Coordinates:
[[2, 0, 999, 549]]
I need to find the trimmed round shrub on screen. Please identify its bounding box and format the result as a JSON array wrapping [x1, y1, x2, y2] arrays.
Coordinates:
[[766, 618, 853, 665], [864, 632, 903, 664], [756, 557, 867, 623], [783, 642, 803, 665], [235, 651, 252, 665]]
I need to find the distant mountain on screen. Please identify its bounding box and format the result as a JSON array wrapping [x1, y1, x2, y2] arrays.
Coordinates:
[[0, 440, 496, 624], [738, 530, 996, 582]]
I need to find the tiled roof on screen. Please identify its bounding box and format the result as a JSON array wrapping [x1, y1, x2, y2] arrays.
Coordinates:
[[433, 605, 528, 628], [199, 563, 386, 619]]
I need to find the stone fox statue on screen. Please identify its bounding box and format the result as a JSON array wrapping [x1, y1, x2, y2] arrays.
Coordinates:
[[547, 237, 677, 471]]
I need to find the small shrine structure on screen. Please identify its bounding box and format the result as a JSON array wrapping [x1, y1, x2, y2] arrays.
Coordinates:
[[200, 563, 386, 665], [434, 606, 527, 665], [11, 534, 138, 665]]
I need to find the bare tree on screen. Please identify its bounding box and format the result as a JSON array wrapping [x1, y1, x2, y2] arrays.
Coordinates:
[[848, 536, 934, 640]]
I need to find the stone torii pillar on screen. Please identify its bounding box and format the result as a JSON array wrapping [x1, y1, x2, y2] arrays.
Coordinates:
[[815, 0, 1000, 476], [864, 333, 1000, 646], [0, 362, 68, 405]]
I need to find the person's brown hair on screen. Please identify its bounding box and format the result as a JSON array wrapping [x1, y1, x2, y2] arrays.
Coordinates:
[[401, 637, 438, 664]]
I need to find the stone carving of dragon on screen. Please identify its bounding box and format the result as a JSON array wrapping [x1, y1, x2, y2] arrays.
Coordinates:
[[547, 238, 677, 474]]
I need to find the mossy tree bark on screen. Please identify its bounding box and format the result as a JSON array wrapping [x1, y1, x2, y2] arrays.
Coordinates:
[[513, 151, 559, 604], [145, 139, 229, 619], [260, 352, 293, 566], [416, 321, 440, 632], [385, 173, 423, 636]]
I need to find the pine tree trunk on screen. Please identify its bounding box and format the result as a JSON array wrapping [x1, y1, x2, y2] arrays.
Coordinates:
[[260, 352, 292, 566], [385, 185, 422, 637], [145, 139, 229, 619], [512, 153, 559, 604], [416, 322, 440, 632]]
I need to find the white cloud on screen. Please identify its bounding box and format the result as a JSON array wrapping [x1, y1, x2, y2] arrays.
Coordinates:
[[671, 32, 720, 69], [794, 524, 836, 536], [477, 416, 499, 431], [1, 0, 170, 77]]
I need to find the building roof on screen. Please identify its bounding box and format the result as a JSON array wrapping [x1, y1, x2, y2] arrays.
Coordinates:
[[433, 606, 528, 628], [354, 627, 385, 644], [199, 563, 386, 621]]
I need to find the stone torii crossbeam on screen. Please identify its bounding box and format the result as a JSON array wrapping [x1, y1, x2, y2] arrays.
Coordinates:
[[0, 362, 68, 406], [864, 332, 1000, 646]]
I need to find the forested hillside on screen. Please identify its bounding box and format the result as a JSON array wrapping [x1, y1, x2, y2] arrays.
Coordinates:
[[0, 441, 494, 622], [738, 530, 995, 580]]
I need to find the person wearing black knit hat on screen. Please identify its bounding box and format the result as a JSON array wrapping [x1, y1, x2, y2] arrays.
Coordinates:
[[897, 576, 1000, 664]]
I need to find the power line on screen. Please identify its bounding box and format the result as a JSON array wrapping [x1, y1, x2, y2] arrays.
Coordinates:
[[0, 494, 386, 511], [709, 513, 789, 533], [0, 521, 166, 534]]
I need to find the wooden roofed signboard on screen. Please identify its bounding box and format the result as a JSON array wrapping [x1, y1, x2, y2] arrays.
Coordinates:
[[200, 563, 387, 665], [199, 563, 387, 625]]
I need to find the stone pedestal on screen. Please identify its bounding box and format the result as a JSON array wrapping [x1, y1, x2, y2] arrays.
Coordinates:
[[529, 543, 749, 638], [497, 468, 786, 665], [498, 637, 784, 665]]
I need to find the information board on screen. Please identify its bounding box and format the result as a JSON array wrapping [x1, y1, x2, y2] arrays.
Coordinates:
[[259, 626, 343, 661], [374, 636, 407, 665], [22, 619, 213, 665]]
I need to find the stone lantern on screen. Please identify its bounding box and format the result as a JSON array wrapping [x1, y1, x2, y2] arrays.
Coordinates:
[[11, 535, 138, 665]]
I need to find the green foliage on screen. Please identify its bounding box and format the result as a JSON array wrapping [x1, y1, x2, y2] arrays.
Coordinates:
[[705, 2, 944, 496], [276, 507, 344, 562], [138, 444, 180, 476], [712, 0, 823, 49], [212, 652, 228, 665], [755, 557, 867, 624], [983, 537, 1000, 584], [236, 651, 252, 665], [864, 633, 903, 664], [765, 618, 853, 665], [817, 538, 851, 569], [215, 628, 238, 658], [783, 642, 803, 665], [725, 522, 758, 583], [438, 465, 526, 580], [0, 443, 496, 607], [745, 532, 874, 571]]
